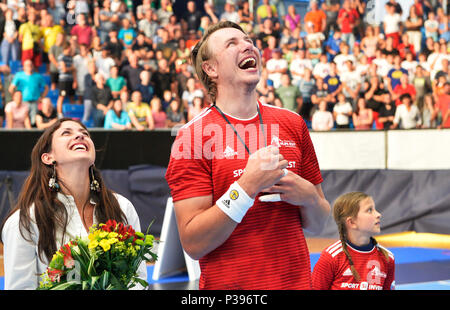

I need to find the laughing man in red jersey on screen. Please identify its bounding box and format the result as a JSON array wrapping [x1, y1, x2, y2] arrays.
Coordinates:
[[165, 21, 331, 290], [312, 192, 395, 290]]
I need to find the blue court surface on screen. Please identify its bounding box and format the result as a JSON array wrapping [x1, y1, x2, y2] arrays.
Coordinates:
[[1, 247, 449, 290]]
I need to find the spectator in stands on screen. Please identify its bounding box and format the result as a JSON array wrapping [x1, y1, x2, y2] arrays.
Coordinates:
[[257, 18, 280, 50], [256, 0, 278, 26], [413, 65, 433, 109], [155, 28, 177, 68], [182, 77, 201, 109], [106, 65, 127, 99], [91, 73, 113, 127], [360, 26, 378, 64], [41, 13, 64, 74], [18, 9, 43, 68], [136, 70, 155, 104], [401, 51, 418, 82], [150, 97, 167, 129], [81, 60, 97, 124], [118, 18, 136, 48], [220, 0, 240, 24], [56, 42, 76, 117], [307, 39, 323, 67], [352, 97, 373, 130], [313, 54, 331, 81], [297, 68, 316, 118], [398, 33, 416, 61], [311, 78, 329, 112], [187, 91, 205, 122], [429, 42, 449, 81], [303, 0, 326, 46], [341, 60, 362, 108], [103, 98, 132, 130], [284, 4, 301, 32], [322, 0, 341, 41], [393, 73, 416, 106], [237, 1, 253, 30], [166, 97, 186, 128], [334, 42, 356, 75], [383, 2, 402, 49], [262, 35, 277, 64], [9, 59, 48, 126], [95, 46, 115, 81], [136, 0, 153, 20], [290, 48, 313, 86], [1, 8, 20, 66], [5, 91, 31, 129], [387, 55, 408, 96], [377, 92, 397, 130], [151, 58, 175, 99], [275, 73, 302, 114], [437, 7, 449, 42], [436, 82, 450, 129], [421, 93, 438, 128], [323, 62, 342, 106], [104, 30, 124, 65], [312, 99, 334, 131], [120, 52, 144, 92], [333, 92, 353, 129], [266, 47, 288, 89], [96, 0, 117, 43], [35, 97, 58, 129], [70, 13, 94, 47], [337, 0, 359, 52], [181, 1, 203, 34], [73, 43, 92, 104], [424, 10, 439, 42], [391, 93, 422, 129], [404, 5, 423, 55], [156, 0, 173, 27], [325, 30, 342, 62], [127, 90, 154, 131], [138, 9, 159, 43]]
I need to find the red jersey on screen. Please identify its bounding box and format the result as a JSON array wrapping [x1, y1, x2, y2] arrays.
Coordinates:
[[166, 102, 323, 289], [312, 240, 395, 290]]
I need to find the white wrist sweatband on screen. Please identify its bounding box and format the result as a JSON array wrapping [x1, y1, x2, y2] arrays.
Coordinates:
[[216, 181, 255, 223]]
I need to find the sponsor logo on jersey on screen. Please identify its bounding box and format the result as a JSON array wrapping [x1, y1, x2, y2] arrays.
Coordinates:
[[271, 136, 296, 148], [224, 145, 239, 158]]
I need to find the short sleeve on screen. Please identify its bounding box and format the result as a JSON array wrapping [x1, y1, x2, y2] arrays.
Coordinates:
[[165, 126, 213, 202]]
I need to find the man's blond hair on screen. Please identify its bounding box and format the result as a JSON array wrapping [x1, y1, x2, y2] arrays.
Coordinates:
[[191, 21, 246, 104]]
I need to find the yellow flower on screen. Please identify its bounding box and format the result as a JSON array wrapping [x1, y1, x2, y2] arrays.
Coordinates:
[[108, 237, 119, 245], [99, 231, 108, 239], [99, 239, 111, 252], [88, 239, 99, 249], [108, 232, 118, 239]]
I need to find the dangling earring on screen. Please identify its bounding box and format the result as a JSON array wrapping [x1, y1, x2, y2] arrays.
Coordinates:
[[90, 165, 100, 193], [48, 161, 60, 192]]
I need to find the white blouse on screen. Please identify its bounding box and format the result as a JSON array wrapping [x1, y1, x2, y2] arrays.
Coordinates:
[[2, 192, 147, 290]]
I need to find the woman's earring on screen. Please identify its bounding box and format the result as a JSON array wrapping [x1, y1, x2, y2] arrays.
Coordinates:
[[48, 161, 60, 192], [90, 166, 100, 193]]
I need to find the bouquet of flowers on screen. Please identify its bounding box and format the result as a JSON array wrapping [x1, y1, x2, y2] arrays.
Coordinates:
[[38, 220, 157, 290]]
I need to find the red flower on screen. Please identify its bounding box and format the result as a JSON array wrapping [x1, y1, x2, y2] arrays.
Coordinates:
[[48, 268, 64, 283]]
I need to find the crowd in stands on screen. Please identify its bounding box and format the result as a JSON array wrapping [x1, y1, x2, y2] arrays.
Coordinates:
[[0, 0, 448, 131]]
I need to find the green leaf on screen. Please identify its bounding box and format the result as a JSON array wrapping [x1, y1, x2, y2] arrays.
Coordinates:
[[132, 277, 149, 289], [87, 255, 97, 276], [100, 271, 110, 289], [50, 281, 79, 290], [90, 275, 100, 289]]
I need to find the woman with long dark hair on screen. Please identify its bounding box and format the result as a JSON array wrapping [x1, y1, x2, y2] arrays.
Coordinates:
[[1, 118, 146, 289]]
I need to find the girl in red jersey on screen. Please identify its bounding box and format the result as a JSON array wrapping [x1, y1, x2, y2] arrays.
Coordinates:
[[312, 192, 395, 290]]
